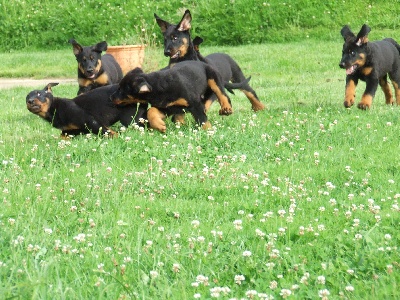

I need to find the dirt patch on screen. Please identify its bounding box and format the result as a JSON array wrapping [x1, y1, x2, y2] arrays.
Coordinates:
[[0, 78, 76, 89]]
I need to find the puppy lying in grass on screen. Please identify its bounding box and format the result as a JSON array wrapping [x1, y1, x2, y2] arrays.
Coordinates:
[[111, 61, 235, 133], [26, 83, 147, 138]]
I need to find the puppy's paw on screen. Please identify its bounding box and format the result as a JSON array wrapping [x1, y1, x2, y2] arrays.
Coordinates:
[[219, 107, 233, 116], [357, 102, 370, 110], [201, 121, 212, 130], [344, 100, 354, 108], [252, 103, 265, 112], [152, 123, 167, 133]]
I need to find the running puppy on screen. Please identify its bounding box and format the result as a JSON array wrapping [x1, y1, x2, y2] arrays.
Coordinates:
[[339, 24, 400, 109], [111, 61, 233, 133], [154, 10, 265, 112]]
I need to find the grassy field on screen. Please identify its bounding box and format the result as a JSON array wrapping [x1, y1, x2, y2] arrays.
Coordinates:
[[0, 40, 399, 299]]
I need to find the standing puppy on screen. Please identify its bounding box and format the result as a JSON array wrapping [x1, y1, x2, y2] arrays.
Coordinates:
[[69, 39, 123, 95], [154, 10, 265, 112], [111, 61, 233, 133], [339, 24, 400, 109]]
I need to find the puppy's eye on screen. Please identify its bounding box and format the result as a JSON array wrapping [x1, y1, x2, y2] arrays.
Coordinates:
[[351, 51, 355, 56], [172, 36, 178, 41]]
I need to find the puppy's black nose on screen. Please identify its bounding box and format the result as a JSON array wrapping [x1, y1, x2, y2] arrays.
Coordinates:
[[164, 50, 171, 57], [339, 62, 346, 69], [27, 98, 35, 104]]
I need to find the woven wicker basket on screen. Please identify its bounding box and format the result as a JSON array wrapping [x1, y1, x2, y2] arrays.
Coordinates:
[[106, 45, 145, 75]]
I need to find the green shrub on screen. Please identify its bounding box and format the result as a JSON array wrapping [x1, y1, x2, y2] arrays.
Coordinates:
[[0, 0, 399, 50]]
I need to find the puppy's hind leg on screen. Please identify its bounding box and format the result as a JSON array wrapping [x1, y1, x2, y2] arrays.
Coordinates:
[[389, 72, 400, 105], [393, 80, 400, 105], [379, 75, 394, 105], [205, 66, 233, 115], [189, 101, 211, 130]]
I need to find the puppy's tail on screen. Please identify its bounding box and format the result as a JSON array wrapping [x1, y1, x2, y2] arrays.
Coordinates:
[[385, 38, 400, 55], [224, 77, 251, 94]]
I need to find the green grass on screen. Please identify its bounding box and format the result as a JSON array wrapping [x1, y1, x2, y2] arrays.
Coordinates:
[[0, 40, 399, 299]]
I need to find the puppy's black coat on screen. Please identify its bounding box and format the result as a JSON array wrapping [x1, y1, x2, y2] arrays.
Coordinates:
[[154, 10, 265, 112], [339, 24, 400, 109], [26, 83, 147, 137], [111, 61, 233, 133], [69, 39, 123, 95]]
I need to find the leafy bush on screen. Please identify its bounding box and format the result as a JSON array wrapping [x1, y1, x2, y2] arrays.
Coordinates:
[[0, 0, 399, 50]]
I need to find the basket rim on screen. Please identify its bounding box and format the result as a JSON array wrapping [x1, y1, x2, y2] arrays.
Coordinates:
[[106, 45, 145, 50]]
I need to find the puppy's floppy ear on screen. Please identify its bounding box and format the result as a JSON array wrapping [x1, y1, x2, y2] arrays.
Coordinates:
[[177, 9, 192, 31], [94, 41, 108, 53], [355, 24, 371, 46], [154, 13, 170, 33], [69, 39, 83, 56], [132, 77, 152, 93], [45, 83, 59, 93], [138, 82, 152, 93]]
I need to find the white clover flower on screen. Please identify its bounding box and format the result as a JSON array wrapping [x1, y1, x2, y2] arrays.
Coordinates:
[[318, 289, 330, 297], [279, 289, 292, 298], [317, 275, 326, 284], [172, 263, 180, 273], [245, 290, 258, 298], [234, 274, 245, 284], [345, 285, 354, 292], [191, 220, 200, 228], [149, 270, 159, 278], [384, 234, 392, 240], [347, 269, 355, 275], [354, 233, 363, 240], [243, 250, 252, 257], [233, 219, 243, 230]]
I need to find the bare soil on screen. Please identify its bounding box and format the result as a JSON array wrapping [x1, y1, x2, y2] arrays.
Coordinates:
[[0, 78, 76, 89]]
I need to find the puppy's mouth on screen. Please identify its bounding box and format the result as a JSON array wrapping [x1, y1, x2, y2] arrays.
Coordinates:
[[27, 104, 41, 113], [171, 51, 180, 59], [346, 64, 358, 75], [86, 73, 97, 79]]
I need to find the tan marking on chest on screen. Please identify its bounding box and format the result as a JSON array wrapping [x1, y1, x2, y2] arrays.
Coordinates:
[[166, 98, 189, 107], [78, 78, 92, 87], [361, 67, 373, 76], [62, 124, 80, 131], [94, 72, 109, 85]]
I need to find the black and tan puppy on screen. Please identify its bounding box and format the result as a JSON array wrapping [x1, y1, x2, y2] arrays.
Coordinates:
[[154, 9, 265, 112], [26, 83, 147, 138], [111, 61, 233, 133], [69, 39, 123, 95], [339, 24, 400, 109]]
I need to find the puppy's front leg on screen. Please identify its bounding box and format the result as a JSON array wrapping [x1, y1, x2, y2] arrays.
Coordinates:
[[148, 107, 167, 133], [358, 78, 378, 110], [344, 77, 357, 108]]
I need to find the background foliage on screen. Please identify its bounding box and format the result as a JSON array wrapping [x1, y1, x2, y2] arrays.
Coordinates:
[[1, 0, 400, 51]]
